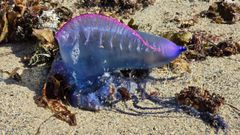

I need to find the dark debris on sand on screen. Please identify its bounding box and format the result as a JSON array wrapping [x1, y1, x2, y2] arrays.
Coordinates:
[[176, 86, 228, 133], [0, 0, 43, 42], [208, 39, 240, 57], [75, 0, 156, 18], [187, 32, 240, 60], [201, 0, 240, 24], [176, 86, 225, 114], [35, 75, 76, 126]]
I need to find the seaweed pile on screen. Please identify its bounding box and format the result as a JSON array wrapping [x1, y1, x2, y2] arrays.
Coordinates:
[[0, 0, 73, 66], [176, 86, 225, 114], [201, 0, 240, 24], [76, 0, 156, 18], [0, 0, 43, 42], [166, 0, 240, 62], [175, 86, 227, 133], [179, 0, 240, 26]]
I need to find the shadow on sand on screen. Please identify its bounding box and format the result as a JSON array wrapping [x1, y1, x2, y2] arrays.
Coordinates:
[[0, 42, 49, 96]]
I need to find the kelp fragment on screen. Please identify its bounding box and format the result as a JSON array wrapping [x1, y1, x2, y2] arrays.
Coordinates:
[[36, 72, 76, 126], [36, 82, 76, 126], [120, 18, 139, 30], [176, 86, 225, 114], [188, 31, 240, 59], [117, 87, 131, 101], [0, 12, 8, 43], [0, 67, 21, 82], [201, 0, 240, 24], [45, 74, 72, 102], [208, 39, 240, 57], [0, 1, 73, 68], [33, 28, 55, 44]]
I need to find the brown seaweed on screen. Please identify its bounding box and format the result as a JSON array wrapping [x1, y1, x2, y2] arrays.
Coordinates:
[[175, 86, 225, 114], [201, 0, 240, 24], [35, 81, 76, 126], [0, 0, 72, 43], [208, 39, 240, 57], [75, 0, 156, 18], [120, 18, 139, 30], [0, 0, 48, 42], [176, 86, 228, 133], [117, 87, 131, 101], [0, 67, 22, 82], [0, 12, 8, 42]]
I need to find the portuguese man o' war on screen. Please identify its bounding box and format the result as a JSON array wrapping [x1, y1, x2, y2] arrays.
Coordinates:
[[50, 13, 186, 111]]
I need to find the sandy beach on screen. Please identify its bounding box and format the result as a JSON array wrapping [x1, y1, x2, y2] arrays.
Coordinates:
[[0, 0, 240, 135]]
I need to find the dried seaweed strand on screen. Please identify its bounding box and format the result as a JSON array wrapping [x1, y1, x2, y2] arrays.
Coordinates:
[[35, 111, 66, 135], [0, 67, 21, 81], [226, 102, 240, 116], [36, 82, 77, 126]]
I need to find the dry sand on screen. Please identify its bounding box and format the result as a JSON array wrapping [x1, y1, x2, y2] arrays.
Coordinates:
[[0, 0, 240, 135]]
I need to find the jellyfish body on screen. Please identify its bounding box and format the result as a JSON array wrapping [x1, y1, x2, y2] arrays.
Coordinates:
[[52, 14, 186, 110]]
